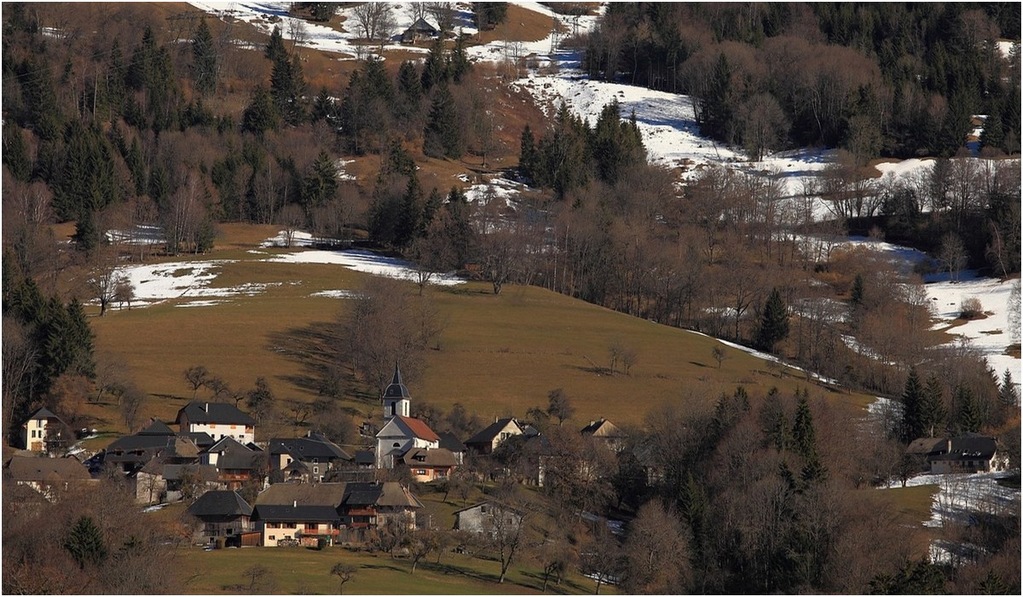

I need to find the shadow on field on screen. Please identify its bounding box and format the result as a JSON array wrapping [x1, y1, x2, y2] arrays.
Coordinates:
[[265, 321, 349, 396]]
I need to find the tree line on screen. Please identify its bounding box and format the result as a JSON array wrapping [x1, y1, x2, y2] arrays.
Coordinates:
[[584, 3, 1021, 161]]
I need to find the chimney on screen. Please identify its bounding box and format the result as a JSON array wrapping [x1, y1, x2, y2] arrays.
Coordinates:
[[293, 500, 297, 508], [204, 402, 209, 413]]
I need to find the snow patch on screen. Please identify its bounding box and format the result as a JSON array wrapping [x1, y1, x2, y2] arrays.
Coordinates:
[[263, 248, 465, 286]]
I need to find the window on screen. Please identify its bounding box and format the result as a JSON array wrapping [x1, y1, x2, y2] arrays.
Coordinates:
[[313, 466, 319, 474], [31, 430, 37, 438], [284, 523, 296, 529], [416, 469, 427, 475], [270, 535, 276, 541], [312, 458, 318, 464]]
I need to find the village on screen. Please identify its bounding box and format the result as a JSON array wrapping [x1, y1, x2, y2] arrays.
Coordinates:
[[6, 360, 1008, 556]]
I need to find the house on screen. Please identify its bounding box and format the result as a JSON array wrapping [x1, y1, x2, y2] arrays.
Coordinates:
[[186, 490, 255, 546], [176, 401, 256, 444], [924, 435, 1003, 474], [400, 447, 458, 483], [3, 455, 93, 497], [453, 501, 524, 535], [580, 418, 626, 451], [21, 407, 67, 454], [103, 420, 198, 474], [253, 482, 349, 547], [400, 17, 439, 43], [465, 418, 524, 454], [341, 481, 423, 530], [375, 365, 441, 468], [202, 437, 266, 490], [438, 432, 467, 464], [269, 432, 352, 483], [353, 450, 375, 469], [133, 458, 222, 505]]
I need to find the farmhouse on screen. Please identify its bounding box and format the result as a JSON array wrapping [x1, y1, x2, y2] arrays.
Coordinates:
[[3, 454, 93, 497], [924, 434, 1003, 474], [580, 418, 626, 451], [400, 17, 439, 43], [175, 401, 256, 444], [269, 432, 352, 483], [21, 407, 66, 454], [453, 501, 524, 535], [400, 447, 458, 482], [465, 418, 524, 454], [186, 489, 256, 546]]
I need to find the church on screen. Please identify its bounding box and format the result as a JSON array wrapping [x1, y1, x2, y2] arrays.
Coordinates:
[[374, 365, 451, 476]]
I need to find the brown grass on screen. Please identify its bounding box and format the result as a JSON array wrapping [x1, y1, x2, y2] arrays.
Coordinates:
[[88, 226, 875, 443]]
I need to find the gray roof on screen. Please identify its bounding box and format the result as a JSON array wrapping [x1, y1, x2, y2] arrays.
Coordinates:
[[176, 401, 256, 426], [270, 435, 352, 462], [163, 463, 220, 482], [466, 418, 521, 446], [254, 504, 340, 522], [4, 455, 91, 482], [188, 490, 252, 518], [401, 447, 457, 467], [939, 435, 998, 461], [438, 432, 466, 453], [106, 433, 177, 454], [138, 420, 176, 436], [27, 407, 62, 422], [383, 363, 411, 399], [179, 431, 215, 449], [354, 450, 375, 465]]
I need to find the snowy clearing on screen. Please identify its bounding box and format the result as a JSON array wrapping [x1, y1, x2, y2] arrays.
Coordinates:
[[263, 248, 465, 286]]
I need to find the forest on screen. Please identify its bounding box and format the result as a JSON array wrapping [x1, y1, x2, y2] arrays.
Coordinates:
[[1, 2, 1020, 594]]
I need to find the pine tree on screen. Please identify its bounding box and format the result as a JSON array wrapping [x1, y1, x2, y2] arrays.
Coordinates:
[[395, 174, 424, 248], [312, 88, 336, 123], [397, 60, 423, 105], [519, 124, 537, 180], [265, 25, 287, 63], [242, 85, 280, 134], [920, 375, 947, 438], [302, 150, 338, 207], [65, 516, 108, 569], [424, 83, 462, 159], [792, 392, 817, 461], [979, 105, 1005, 152], [756, 287, 790, 352], [954, 385, 982, 434], [900, 368, 925, 442], [700, 53, 735, 143], [270, 54, 307, 125], [192, 20, 218, 97], [421, 37, 448, 91], [450, 35, 471, 83], [850, 273, 865, 307], [72, 211, 101, 256], [591, 100, 646, 185], [998, 369, 1019, 407], [2, 126, 32, 181]]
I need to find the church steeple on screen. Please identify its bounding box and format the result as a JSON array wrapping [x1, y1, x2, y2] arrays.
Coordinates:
[[383, 362, 411, 418]]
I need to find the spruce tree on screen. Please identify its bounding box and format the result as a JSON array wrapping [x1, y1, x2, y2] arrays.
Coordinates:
[[397, 60, 423, 105], [851, 273, 865, 307], [65, 516, 108, 569], [192, 20, 218, 97], [920, 375, 947, 438], [424, 83, 462, 159], [2, 126, 32, 181], [395, 174, 424, 248], [792, 392, 817, 461], [998, 369, 1019, 407], [756, 287, 790, 352], [242, 85, 280, 134], [302, 151, 338, 208], [270, 54, 307, 125], [519, 124, 537, 180], [900, 368, 925, 443], [953, 385, 982, 434], [421, 37, 448, 91], [265, 25, 287, 63], [449, 35, 471, 82]]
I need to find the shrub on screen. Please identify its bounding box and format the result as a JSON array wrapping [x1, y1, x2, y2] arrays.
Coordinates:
[[960, 297, 984, 320]]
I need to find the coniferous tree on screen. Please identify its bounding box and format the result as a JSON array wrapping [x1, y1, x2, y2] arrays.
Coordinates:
[[65, 516, 108, 569], [270, 54, 307, 125], [265, 25, 287, 63], [699, 53, 735, 143], [2, 126, 32, 181], [591, 100, 645, 185], [312, 88, 336, 123], [450, 35, 471, 82], [920, 375, 947, 438], [953, 385, 982, 434], [424, 83, 462, 159], [242, 85, 280, 134], [519, 124, 537, 181], [900, 368, 925, 442], [421, 37, 448, 91], [302, 151, 338, 208], [756, 287, 790, 352], [999, 369, 1019, 407], [850, 273, 865, 307], [395, 174, 424, 248], [19, 58, 63, 140], [192, 20, 218, 97], [792, 391, 826, 484]]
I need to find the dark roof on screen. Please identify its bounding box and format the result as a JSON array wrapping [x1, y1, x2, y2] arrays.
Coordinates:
[[438, 432, 466, 453], [254, 504, 340, 522], [406, 17, 438, 33], [4, 455, 91, 482], [354, 450, 375, 465], [466, 418, 521, 446], [383, 363, 411, 399], [342, 482, 422, 508], [256, 482, 347, 507], [270, 435, 352, 462], [938, 435, 998, 460], [179, 431, 215, 449], [27, 407, 61, 421], [580, 418, 624, 438], [188, 490, 252, 518], [163, 463, 220, 482], [138, 420, 176, 436], [219, 449, 264, 471], [106, 433, 177, 453], [907, 437, 947, 456], [206, 436, 248, 454], [453, 500, 524, 517], [176, 401, 256, 426]]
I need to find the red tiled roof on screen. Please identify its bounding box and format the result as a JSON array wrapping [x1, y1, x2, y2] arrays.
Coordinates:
[[396, 416, 440, 442]]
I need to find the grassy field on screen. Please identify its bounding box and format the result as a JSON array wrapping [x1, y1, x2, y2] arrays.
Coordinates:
[[176, 543, 604, 595], [87, 224, 876, 440]]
